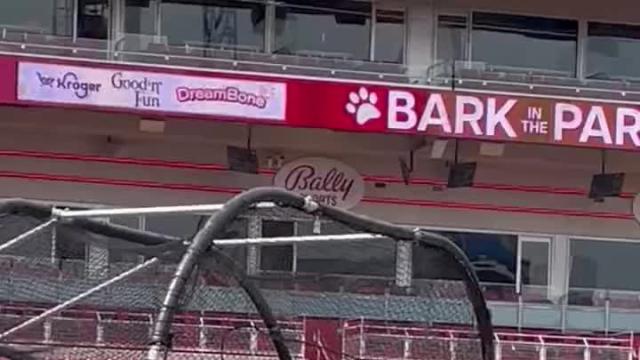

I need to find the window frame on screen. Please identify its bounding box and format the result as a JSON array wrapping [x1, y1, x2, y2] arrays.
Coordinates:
[[435, 9, 582, 77]]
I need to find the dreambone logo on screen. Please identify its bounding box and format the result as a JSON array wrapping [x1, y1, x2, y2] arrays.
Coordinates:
[[345, 87, 381, 125]]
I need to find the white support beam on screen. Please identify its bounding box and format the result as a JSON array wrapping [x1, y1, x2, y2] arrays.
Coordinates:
[[215, 233, 384, 247], [52, 202, 276, 218]]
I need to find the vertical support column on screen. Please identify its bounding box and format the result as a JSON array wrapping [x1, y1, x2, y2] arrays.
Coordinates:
[[247, 216, 261, 275], [369, 1, 377, 61], [395, 240, 412, 288], [404, 0, 436, 80], [576, 19, 588, 79], [550, 235, 570, 304], [72, 0, 79, 41], [264, 1, 275, 53], [604, 297, 611, 334]]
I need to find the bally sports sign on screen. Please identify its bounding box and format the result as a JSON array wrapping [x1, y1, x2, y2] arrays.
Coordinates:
[[273, 157, 364, 209]]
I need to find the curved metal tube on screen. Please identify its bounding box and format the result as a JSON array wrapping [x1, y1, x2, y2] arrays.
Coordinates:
[[149, 187, 494, 360]]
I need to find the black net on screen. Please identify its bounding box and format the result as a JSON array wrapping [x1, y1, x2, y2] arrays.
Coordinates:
[[0, 192, 494, 360]]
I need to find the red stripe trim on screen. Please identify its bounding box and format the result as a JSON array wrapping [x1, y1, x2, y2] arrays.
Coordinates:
[[0, 150, 624, 198], [0, 170, 631, 221]]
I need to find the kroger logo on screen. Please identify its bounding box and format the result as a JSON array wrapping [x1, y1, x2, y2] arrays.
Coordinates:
[[36, 71, 102, 99]]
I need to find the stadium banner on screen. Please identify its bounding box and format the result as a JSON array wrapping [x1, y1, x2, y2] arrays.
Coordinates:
[[16, 61, 287, 121], [9, 57, 640, 151]]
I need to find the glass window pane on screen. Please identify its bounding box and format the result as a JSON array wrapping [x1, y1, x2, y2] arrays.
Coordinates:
[[260, 220, 294, 272], [437, 15, 468, 62], [274, 0, 371, 60], [587, 22, 640, 79], [471, 12, 577, 75], [414, 230, 518, 284], [375, 9, 404, 63], [125, 0, 156, 35], [296, 221, 395, 277], [520, 241, 549, 286], [570, 239, 640, 291], [78, 0, 110, 39], [0, 0, 73, 36], [161, 0, 265, 50]]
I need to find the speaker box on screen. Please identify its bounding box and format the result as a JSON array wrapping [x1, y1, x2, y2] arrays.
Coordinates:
[[589, 173, 625, 199], [227, 146, 258, 174], [447, 162, 477, 188]]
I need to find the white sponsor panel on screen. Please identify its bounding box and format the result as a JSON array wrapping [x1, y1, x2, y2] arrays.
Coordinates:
[[274, 157, 364, 209], [17, 62, 286, 120]]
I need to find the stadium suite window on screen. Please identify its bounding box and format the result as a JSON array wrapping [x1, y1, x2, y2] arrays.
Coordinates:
[[160, 0, 265, 51], [78, 0, 110, 39], [375, 9, 405, 63], [125, 0, 157, 35], [471, 12, 578, 76], [274, 0, 371, 60], [436, 15, 468, 63], [413, 231, 518, 285], [586, 22, 640, 79], [0, 0, 72, 36], [260, 220, 294, 272], [569, 239, 640, 293]]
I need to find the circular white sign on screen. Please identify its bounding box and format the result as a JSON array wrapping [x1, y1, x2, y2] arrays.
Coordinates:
[[632, 193, 640, 224], [274, 157, 364, 209]]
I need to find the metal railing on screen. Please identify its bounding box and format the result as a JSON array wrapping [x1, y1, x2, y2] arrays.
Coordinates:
[[0, 305, 634, 360], [343, 318, 636, 360], [2, 24, 640, 99]]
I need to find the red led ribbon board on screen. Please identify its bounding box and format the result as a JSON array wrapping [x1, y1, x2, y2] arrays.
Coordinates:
[[4, 56, 640, 151]]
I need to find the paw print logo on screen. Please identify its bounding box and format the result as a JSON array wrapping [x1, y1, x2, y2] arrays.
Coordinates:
[[345, 87, 381, 125]]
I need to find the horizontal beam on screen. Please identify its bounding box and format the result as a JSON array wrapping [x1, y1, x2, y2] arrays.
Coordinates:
[[214, 233, 385, 246], [52, 202, 276, 219]]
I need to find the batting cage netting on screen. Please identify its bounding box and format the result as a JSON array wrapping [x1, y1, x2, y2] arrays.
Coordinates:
[[0, 187, 494, 360]]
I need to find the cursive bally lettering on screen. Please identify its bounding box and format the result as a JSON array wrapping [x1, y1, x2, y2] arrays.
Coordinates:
[[284, 165, 354, 201]]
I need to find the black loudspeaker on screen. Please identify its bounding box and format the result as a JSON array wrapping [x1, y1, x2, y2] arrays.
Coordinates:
[[447, 162, 477, 188], [227, 146, 258, 174], [589, 173, 625, 199]]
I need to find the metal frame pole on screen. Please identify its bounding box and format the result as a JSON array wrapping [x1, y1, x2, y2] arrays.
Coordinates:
[[52, 202, 275, 218], [215, 233, 384, 246], [0, 258, 158, 341]]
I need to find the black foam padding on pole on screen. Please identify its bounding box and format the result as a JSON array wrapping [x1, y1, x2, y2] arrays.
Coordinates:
[[152, 187, 494, 360]]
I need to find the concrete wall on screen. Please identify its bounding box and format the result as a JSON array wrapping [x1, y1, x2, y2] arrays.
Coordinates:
[[0, 105, 637, 240]]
